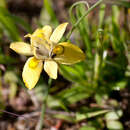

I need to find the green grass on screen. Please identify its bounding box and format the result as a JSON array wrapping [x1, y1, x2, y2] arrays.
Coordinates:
[[0, 0, 129, 129]]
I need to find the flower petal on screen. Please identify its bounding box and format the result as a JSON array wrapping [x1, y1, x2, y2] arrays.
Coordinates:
[[10, 42, 33, 56], [42, 25, 52, 39], [26, 26, 52, 40], [22, 57, 43, 89], [50, 23, 68, 44], [31, 36, 51, 50], [32, 28, 44, 37], [24, 29, 44, 40], [44, 60, 58, 79], [53, 42, 85, 65]]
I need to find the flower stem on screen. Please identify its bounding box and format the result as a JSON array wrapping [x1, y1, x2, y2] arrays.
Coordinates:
[[66, 0, 103, 40], [36, 78, 52, 130]]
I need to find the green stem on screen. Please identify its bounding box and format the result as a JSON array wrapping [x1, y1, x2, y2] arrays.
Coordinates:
[[66, 0, 103, 40], [69, 1, 89, 25], [93, 30, 103, 87], [38, 78, 52, 130]]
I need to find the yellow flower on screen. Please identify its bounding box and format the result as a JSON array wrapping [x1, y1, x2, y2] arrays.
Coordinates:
[[10, 23, 85, 89]]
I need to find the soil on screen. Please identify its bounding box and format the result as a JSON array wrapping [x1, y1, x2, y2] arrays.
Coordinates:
[[0, 0, 130, 130]]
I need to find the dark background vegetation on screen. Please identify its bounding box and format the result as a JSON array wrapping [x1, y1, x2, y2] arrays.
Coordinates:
[[0, 0, 130, 130]]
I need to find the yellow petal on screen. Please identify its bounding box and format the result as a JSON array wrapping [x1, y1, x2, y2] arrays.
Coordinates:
[[44, 60, 58, 79], [24, 34, 31, 38], [10, 42, 33, 56], [28, 28, 52, 50], [22, 57, 43, 89], [42, 25, 52, 39], [31, 35, 51, 50], [26, 29, 46, 47], [27, 26, 52, 40], [53, 42, 85, 65], [32, 28, 44, 37], [32, 26, 52, 38], [50, 23, 68, 44]]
